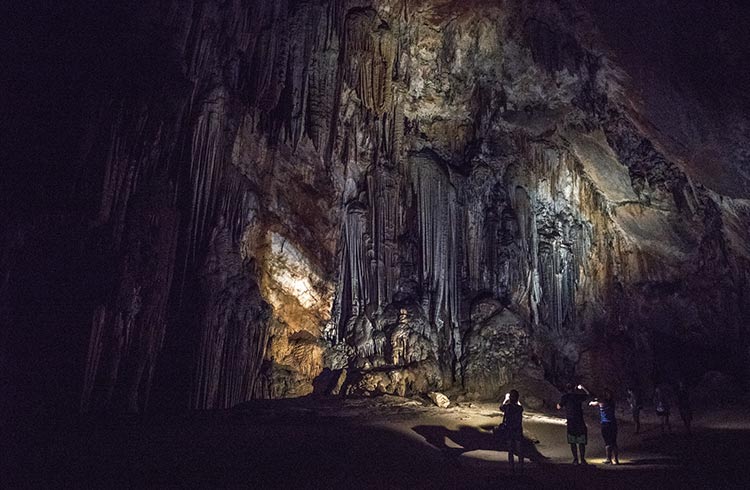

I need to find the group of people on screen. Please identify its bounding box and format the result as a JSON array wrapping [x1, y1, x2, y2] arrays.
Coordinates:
[[630, 382, 693, 435], [498, 381, 694, 470], [556, 384, 619, 465]]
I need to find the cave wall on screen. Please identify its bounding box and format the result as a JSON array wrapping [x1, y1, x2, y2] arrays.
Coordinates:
[[4, 0, 750, 413]]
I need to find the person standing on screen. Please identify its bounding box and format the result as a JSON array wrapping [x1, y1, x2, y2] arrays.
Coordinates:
[[654, 386, 672, 434], [676, 381, 693, 434], [590, 389, 620, 465], [500, 389, 524, 473], [626, 387, 643, 433], [557, 384, 590, 464]]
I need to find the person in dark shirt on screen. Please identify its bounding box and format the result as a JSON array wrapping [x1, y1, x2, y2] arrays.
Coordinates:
[[590, 389, 620, 464], [626, 387, 643, 433], [676, 381, 693, 434], [654, 385, 672, 434], [500, 389, 524, 473], [557, 383, 590, 464]]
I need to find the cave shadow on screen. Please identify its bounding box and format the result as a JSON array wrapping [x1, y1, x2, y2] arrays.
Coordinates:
[[311, 367, 339, 395], [35, 409, 549, 488], [25, 400, 750, 489], [412, 424, 548, 465]]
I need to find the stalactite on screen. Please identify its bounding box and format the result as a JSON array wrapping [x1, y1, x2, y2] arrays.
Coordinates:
[[340, 203, 369, 330], [409, 153, 460, 361], [509, 146, 595, 334], [82, 182, 180, 412], [367, 167, 400, 309], [192, 218, 270, 410], [287, 3, 313, 149], [187, 88, 228, 262], [343, 8, 396, 115], [224, 0, 287, 113], [80, 306, 107, 412]]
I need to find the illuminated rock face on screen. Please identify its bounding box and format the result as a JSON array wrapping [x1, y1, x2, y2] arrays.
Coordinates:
[[258, 232, 335, 397], [6, 1, 750, 411]]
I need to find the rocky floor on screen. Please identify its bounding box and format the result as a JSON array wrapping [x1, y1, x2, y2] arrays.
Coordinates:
[[8, 396, 750, 488]]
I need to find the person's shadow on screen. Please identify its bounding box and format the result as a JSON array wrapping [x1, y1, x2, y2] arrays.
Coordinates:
[[412, 424, 547, 464]]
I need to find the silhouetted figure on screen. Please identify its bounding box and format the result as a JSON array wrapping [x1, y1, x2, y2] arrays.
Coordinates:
[[676, 381, 693, 434], [500, 389, 524, 473], [654, 386, 672, 434], [557, 383, 590, 464], [590, 389, 619, 464], [626, 387, 643, 433]]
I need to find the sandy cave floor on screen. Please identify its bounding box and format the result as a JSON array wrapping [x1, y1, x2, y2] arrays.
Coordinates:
[[13, 396, 750, 489]]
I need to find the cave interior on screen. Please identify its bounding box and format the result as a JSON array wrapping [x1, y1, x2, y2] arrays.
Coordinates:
[[3, 0, 750, 486]]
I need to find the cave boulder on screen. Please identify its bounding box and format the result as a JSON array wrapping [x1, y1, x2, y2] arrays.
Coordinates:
[[428, 391, 451, 408], [345, 360, 443, 397]]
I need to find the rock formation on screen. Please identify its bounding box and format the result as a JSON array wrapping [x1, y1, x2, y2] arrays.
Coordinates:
[[3, 0, 750, 413]]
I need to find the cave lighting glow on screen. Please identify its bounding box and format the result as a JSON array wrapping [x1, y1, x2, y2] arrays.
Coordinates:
[[269, 232, 322, 309]]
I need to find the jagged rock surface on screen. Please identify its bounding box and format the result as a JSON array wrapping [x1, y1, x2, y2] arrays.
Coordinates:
[[4, 0, 750, 412]]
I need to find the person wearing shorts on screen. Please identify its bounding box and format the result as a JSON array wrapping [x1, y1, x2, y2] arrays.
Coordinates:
[[558, 384, 590, 464]]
